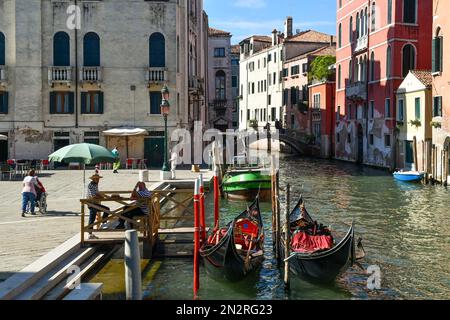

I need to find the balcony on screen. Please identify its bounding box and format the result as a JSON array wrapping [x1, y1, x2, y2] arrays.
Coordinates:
[[346, 81, 367, 101], [213, 99, 227, 109], [80, 67, 102, 84], [189, 76, 204, 93], [48, 67, 72, 86], [354, 35, 368, 53], [0, 66, 6, 85], [311, 110, 321, 122], [146, 67, 167, 85]]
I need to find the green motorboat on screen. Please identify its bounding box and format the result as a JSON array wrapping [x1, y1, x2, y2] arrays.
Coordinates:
[[222, 169, 272, 201]]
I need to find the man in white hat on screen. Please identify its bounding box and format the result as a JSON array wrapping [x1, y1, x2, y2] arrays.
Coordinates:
[[86, 173, 110, 239]]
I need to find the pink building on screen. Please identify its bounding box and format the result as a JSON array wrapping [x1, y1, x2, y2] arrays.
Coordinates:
[[335, 0, 432, 169]]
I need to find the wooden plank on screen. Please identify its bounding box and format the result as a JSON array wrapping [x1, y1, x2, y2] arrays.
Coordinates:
[[63, 283, 103, 300], [158, 227, 210, 234]]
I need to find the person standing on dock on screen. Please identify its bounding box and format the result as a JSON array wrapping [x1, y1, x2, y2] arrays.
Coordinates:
[[112, 146, 120, 174], [86, 174, 110, 239], [116, 182, 151, 230]]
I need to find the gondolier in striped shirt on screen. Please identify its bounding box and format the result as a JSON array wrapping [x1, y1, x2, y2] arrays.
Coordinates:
[[86, 174, 110, 238], [116, 181, 152, 229]]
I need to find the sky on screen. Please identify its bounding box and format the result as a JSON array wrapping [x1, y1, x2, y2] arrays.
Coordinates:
[[204, 0, 337, 45]]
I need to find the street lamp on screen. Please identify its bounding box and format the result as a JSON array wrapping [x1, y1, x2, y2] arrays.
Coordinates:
[[161, 85, 170, 173]]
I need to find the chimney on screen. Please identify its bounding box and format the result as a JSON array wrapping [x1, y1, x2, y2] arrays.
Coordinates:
[[272, 29, 278, 46], [285, 16, 293, 38], [330, 35, 334, 46]]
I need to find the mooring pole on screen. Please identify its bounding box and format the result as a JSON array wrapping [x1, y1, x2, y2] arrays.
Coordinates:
[[199, 174, 206, 243], [275, 168, 281, 262], [124, 230, 142, 300], [271, 155, 277, 253], [213, 165, 220, 232], [193, 178, 200, 299], [284, 184, 291, 290], [413, 136, 418, 172]]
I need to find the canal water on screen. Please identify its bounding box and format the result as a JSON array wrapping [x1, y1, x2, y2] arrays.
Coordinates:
[[93, 156, 450, 300]]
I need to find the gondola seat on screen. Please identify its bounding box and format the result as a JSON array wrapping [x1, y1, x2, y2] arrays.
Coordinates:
[[291, 231, 334, 253], [234, 218, 259, 251]]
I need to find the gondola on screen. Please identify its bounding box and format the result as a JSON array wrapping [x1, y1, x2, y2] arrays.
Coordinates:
[[200, 198, 264, 282], [280, 197, 355, 283]]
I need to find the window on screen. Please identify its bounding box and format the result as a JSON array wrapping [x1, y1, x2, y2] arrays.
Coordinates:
[[385, 98, 391, 118], [150, 91, 162, 114], [349, 60, 353, 83], [433, 96, 442, 117], [403, 0, 416, 24], [232, 76, 238, 88], [398, 99, 404, 121], [273, 72, 276, 84], [149, 32, 166, 67], [432, 33, 443, 73], [348, 133, 352, 143], [291, 114, 295, 127], [258, 81, 260, 93], [385, 134, 391, 147], [338, 65, 341, 89], [0, 91, 8, 114], [302, 63, 308, 74], [247, 110, 250, 121], [50, 92, 74, 114], [252, 82, 255, 94], [291, 65, 300, 75], [339, 0, 342, 9], [215, 70, 226, 100], [81, 91, 103, 114], [83, 32, 100, 67], [268, 94, 272, 105], [214, 47, 225, 57], [53, 32, 70, 66], [370, 52, 375, 81], [336, 106, 341, 121], [415, 97, 421, 120], [291, 87, 298, 105], [84, 132, 100, 145], [0, 32, 4, 65], [371, 2, 376, 32], [231, 59, 239, 66], [271, 108, 276, 121], [402, 44, 416, 77], [268, 54, 272, 62], [370, 100, 374, 119], [356, 13, 360, 39], [347, 104, 352, 119], [313, 94, 321, 109], [249, 62, 255, 72], [369, 134, 374, 145], [387, 0, 393, 24], [349, 17, 353, 42], [386, 46, 392, 78], [274, 52, 277, 63], [338, 24, 342, 48], [282, 68, 289, 78]]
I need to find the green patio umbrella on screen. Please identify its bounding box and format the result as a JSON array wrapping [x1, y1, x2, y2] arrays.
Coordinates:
[[48, 143, 116, 197]]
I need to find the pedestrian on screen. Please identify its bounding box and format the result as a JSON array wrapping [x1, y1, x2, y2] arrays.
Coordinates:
[[21, 169, 39, 217], [112, 146, 120, 174], [116, 182, 152, 229], [86, 173, 110, 239]]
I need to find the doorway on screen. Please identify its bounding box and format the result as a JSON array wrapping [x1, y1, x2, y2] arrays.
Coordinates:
[[357, 124, 363, 163], [145, 137, 164, 169], [0, 132, 8, 162]]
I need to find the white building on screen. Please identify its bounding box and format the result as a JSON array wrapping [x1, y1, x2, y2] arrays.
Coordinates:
[[0, 0, 208, 167], [238, 17, 335, 132]]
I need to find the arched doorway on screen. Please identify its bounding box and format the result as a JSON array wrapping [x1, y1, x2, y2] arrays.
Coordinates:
[[357, 124, 364, 164]]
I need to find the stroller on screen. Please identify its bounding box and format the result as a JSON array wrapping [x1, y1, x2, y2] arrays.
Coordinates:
[[26, 178, 48, 215]]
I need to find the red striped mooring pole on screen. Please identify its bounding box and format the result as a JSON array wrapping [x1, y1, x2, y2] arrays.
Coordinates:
[[213, 165, 220, 232], [199, 174, 206, 243], [193, 177, 200, 299]]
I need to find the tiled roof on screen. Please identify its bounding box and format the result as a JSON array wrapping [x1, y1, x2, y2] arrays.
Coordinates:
[[209, 27, 231, 37], [252, 35, 272, 42], [285, 44, 336, 63], [231, 45, 240, 54], [410, 70, 433, 87], [286, 30, 336, 43]]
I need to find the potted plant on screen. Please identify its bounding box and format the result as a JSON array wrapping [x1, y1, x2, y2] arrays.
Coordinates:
[[409, 119, 421, 128], [430, 121, 442, 129]]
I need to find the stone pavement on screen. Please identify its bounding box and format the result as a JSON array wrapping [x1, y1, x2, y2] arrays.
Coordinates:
[[0, 168, 209, 282]]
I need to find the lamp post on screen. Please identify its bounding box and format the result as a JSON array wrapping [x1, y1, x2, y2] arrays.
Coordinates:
[[161, 85, 170, 174]]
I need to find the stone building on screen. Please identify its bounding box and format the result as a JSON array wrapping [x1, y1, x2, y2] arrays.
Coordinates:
[[0, 0, 208, 167], [231, 44, 240, 129]]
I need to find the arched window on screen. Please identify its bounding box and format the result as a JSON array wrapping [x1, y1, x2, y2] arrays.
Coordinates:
[[361, 10, 365, 36], [371, 2, 376, 32], [356, 13, 360, 39], [149, 32, 166, 68], [349, 16, 353, 42], [338, 24, 342, 48], [387, 0, 393, 24], [53, 32, 70, 66], [402, 44, 416, 77], [215, 70, 226, 100], [0, 32, 5, 65], [386, 46, 392, 78], [370, 51, 375, 81], [338, 65, 341, 89], [83, 32, 100, 67]]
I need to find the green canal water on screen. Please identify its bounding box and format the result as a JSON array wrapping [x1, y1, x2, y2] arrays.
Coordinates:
[[93, 156, 450, 300]]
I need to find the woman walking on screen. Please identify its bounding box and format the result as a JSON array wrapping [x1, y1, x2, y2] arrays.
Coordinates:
[[112, 146, 120, 174], [22, 169, 39, 217]]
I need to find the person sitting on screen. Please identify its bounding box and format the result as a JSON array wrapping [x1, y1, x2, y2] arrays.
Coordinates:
[[116, 182, 152, 230], [86, 174, 110, 238]]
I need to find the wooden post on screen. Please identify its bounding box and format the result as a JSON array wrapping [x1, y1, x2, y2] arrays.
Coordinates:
[[275, 170, 281, 262], [271, 155, 276, 250], [124, 230, 142, 300], [413, 136, 418, 172], [193, 178, 200, 299], [284, 184, 291, 290], [81, 202, 85, 246], [444, 147, 449, 187], [441, 150, 444, 185], [422, 140, 425, 172], [431, 145, 435, 184], [199, 174, 206, 243]]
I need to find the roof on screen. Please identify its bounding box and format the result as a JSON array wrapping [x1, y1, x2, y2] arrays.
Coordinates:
[[410, 70, 433, 87], [286, 30, 336, 44], [285, 44, 336, 63], [209, 27, 231, 37], [241, 35, 272, 43], [231, 45, 240, 54]]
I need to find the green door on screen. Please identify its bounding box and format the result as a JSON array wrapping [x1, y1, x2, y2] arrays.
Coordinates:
[[145, 137, 164, 169], [405, 141, 414, 165]]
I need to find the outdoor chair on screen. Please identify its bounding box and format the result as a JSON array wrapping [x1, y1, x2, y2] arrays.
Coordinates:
[[126, 159, 134, 169], [0, 164, 15, 181], [40, 159, 50, 171]]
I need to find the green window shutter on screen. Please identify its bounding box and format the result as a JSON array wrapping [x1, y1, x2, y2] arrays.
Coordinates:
[[439, 37, 443, 72], [81, 92, 87, 114], [98, 92, 104, 114], [432, 38, 437, 72], [68, 92, 75, 114], [438, 96, 442, 117], [50, 92, 56, 114]]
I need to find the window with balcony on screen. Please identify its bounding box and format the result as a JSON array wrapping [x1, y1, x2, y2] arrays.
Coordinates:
[[149, 91, 162, 115], [432, 30, 443, 73], [83, 32, 100, 67], [53, 32, 70, 66], [0, 91, 8, 114], [215, 70, 226, 100], [0, 32, 4, 65], [402, 44, 416, 78], [50, 92, 74, 114], [81, 91, 104, 114], [433, 96, 442, 117], [403, 0, 417, 24], [214, 47, 225, 57], [149, 32, 166, 68]]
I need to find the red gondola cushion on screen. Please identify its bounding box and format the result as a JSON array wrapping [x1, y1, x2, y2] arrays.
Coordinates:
[[291, 231, 334, 253]]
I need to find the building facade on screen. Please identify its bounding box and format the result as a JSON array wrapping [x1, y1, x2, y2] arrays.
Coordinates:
[[431, 0, 450, 184], [396, 70, 432, 172], [207, 27, 233, 131], [0, 0, 208, 167], [335, 0, 432, 169], [231, 45, 240, 129]]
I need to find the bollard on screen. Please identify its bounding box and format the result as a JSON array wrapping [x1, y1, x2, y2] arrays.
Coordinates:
[[199, 174, 206, 243], [193, 178, 201, 299], [124, 230, 142, 300], [284, 184, 291, 290]]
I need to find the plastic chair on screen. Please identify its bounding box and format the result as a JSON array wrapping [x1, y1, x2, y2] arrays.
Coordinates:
[[126, 159, 133, 169], [40, 159, 50, 171]]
